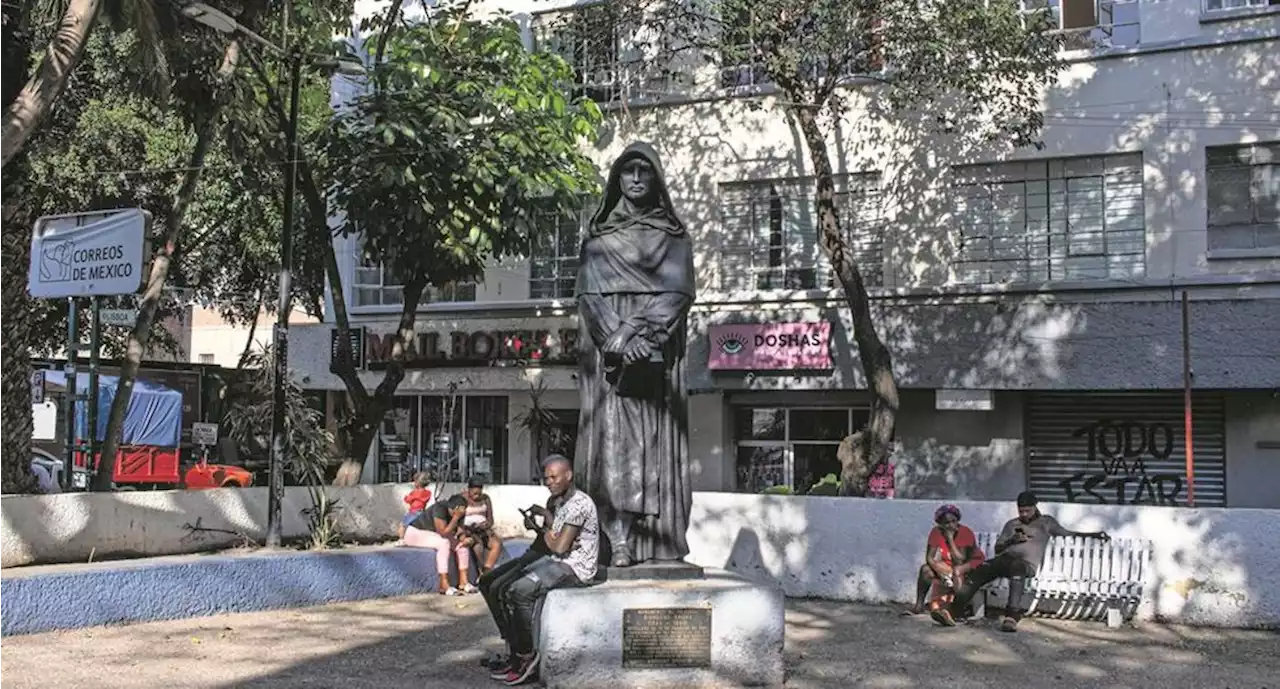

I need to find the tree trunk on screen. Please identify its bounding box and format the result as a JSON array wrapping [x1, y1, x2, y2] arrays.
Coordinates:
[[0, 0, 102, 168], [236, 292, 264, 369], [332, 277, 427, 486], [791, 103, 900, 497], [91, 114, 218, 491], [1, 202, 35, 494], [1, 0, 36, 494]]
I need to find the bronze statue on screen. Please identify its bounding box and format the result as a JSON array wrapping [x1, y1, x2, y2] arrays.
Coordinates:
[[574, 142, 696, 568]]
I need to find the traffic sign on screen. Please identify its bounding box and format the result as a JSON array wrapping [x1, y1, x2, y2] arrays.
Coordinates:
[[31, 370, 45, 404], [100, 308, 138, 328], [192, 422, 219, 447]]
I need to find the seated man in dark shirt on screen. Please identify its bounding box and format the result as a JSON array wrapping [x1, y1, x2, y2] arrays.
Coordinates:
[[939, 491, 1109, 632]]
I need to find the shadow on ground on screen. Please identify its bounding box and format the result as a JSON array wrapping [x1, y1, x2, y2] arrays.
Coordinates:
[[2, 594, 1277, 689]]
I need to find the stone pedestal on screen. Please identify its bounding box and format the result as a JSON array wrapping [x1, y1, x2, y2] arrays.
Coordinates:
[[539, 570, 784, 689]]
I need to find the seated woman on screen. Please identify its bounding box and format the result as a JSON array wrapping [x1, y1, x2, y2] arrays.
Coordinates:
[[904, 504, 985, 617], [404, 494, 478, 596], [461, 477, 504, 574]]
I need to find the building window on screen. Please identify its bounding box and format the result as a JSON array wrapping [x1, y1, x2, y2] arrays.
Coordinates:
[[1206, 142, 1279, 252], [952, 153, 1146, 285], [719, 10, 881, 90], [1204, 0, 1278, 11], [531, 5, 682, 105], [1020, 0, 1140, 48], [529, 205, 587, 300], [352, 253, 476, 308], [377, 394, 510, 484], [734, 406, 867, 495], [718, 175, 884, 292], [198, 353, 215, 364]]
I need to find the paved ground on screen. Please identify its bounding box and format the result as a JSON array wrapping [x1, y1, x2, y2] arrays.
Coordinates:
[[2, 595, 1276, 689]]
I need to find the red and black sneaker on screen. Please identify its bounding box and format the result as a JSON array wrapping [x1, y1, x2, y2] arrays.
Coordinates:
[[502, 652, 540, 686], [487, 657, 513, 681]]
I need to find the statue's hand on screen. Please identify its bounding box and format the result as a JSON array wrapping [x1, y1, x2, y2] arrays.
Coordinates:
[[603, 324, 636, 358], [622, 337, 653, 365]]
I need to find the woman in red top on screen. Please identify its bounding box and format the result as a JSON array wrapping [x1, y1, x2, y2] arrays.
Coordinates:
[[398, 471, 433, 541], [904, 504, 985, 618]]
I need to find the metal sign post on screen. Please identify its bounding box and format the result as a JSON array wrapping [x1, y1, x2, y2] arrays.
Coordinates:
[[87, 296, 103, 483], [62, 299, 79, 492]]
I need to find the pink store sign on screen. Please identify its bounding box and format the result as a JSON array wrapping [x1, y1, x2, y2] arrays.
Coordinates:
[[708, 322, 833, 371]]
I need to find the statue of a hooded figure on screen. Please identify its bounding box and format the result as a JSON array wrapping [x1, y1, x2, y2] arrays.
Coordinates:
[[574, 142, 696, 568]]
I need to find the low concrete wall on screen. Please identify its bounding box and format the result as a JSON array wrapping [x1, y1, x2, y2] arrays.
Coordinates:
[[5, 487, 1278, 628], [1, 541, 531, 636], [685, 494, 1280, 629], [1, 483, 548, 569]]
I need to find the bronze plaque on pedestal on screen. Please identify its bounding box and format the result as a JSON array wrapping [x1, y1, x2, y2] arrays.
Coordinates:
[[621, 607, 712, 669]]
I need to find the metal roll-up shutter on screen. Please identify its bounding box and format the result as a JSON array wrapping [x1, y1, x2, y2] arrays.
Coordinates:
[[1027, 392, 1226, 507]]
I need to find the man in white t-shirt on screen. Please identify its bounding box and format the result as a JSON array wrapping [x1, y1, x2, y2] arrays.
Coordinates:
[[491, 455, 598, 686]]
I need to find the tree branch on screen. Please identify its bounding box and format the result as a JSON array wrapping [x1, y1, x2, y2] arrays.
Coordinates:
[[1, 0, 102, 168]]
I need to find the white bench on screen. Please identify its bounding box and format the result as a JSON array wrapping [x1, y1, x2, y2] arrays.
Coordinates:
[[971, 533, 1152, 624]]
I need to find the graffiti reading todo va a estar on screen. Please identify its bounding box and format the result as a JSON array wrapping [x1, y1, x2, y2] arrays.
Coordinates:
[[1055, 420, 1185, 506]]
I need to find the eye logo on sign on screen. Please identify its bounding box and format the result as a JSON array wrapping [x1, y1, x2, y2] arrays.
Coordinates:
[[716, 332, 748, 356]]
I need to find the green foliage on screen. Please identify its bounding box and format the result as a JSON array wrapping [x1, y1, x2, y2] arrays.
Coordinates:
[[221, 347, 335, 484], [761, 484, 795, 496], [807, 473, 841, 496], [302, 488, 345, 549], [325, 15, 603, 293]]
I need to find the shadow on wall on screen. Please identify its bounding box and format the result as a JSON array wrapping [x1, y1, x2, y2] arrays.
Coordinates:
[[893, 438, 1027, 501], [0, 483, 551, 569], [686, 492, 1280, 629]]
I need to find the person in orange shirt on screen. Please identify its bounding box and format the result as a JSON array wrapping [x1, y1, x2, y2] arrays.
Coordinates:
[[903, 504, 985, 619], [398, 471, 433, 542]]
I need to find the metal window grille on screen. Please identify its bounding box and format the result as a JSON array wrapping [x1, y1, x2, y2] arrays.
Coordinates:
[[529, 204, 588, 300], [531, 5, 684, 105], [351, 252, 476, 308], [1020, 0, 1141, 48], [718, 174, 884, 292], [1203, 0, 1275, 11], [1206, 142, 1280, 251], [952, 153, 1147, 285]]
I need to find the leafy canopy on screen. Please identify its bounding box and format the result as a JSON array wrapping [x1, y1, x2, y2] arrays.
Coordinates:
[[325, 14, 603, 290]]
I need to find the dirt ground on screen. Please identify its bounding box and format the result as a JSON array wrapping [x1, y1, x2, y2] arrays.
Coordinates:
[[2, 594, 1276, 689]]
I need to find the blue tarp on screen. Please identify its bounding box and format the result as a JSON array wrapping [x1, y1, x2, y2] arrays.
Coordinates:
[[42, 371, 182, 447]]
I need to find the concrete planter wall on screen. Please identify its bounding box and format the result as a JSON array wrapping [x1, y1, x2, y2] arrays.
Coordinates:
[[0, 483, 548, 569], [4, 487, 1276, 628]]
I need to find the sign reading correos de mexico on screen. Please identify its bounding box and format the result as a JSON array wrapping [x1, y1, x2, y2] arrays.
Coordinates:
[[28, 209, 150, 298]]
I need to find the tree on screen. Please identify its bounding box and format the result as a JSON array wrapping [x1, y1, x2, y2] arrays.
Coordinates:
[[0, 0, 177, 491], [0, 0, 172, 168], [91, 0, 348, 490], [322, 14, 602, 484], [563, 0, 1064, 494]]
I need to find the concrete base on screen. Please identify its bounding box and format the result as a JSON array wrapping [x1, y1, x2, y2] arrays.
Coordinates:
[[539, 569, 784, 688], [599, 560, 705, 581]]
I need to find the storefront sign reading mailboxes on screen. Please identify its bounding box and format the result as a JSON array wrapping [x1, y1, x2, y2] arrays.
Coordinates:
[[332, 327, 580, 370], [707, 322, 833, 371]]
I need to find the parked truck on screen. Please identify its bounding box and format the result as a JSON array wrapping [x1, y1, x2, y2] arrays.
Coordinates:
[[38, 371, 252, 490]]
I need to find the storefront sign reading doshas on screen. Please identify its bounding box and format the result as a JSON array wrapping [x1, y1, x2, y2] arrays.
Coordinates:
[[708, 322, 833, 370]]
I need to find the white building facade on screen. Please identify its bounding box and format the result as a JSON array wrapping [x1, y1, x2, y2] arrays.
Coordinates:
[[290, 0, 1280, 507]]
